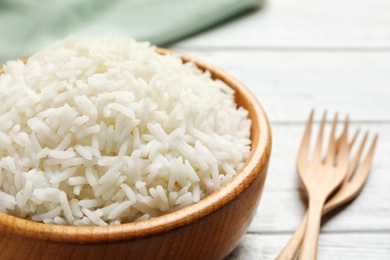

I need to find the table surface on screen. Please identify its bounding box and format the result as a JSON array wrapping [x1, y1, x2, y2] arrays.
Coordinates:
[[171, 0, 390, 259]]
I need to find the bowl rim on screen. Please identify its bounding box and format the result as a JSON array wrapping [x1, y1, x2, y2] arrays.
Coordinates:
[[0, 48, 272, 243]]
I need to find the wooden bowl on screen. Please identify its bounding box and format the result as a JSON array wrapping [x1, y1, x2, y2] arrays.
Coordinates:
[[0, 48, 272, 260]]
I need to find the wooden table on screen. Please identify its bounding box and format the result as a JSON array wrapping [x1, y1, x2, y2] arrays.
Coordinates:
[[171, 0, 390, 258]]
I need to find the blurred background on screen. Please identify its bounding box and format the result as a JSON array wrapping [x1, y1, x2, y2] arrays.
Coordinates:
[[1, 0, 390, 258], [0, 0, 263, 63]]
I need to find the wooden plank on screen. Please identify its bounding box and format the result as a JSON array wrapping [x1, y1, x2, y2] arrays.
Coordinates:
[[171, 49, 390, 122], [226, 233, 390, 259], [247, 124, 390, 232], [172, 0, 390, 49], [170, 0, 390, 257]]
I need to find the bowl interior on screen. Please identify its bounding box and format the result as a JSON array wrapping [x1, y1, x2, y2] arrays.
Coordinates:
[[0, 48, 271, 243]]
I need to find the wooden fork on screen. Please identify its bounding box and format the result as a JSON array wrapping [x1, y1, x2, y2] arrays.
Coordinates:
[[277, 127, 378, 260], [295, 110, 351, 259]]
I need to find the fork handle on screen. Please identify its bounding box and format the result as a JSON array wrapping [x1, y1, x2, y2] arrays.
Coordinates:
[[298, 198, 325, 260], [276, 213, 308, 260]]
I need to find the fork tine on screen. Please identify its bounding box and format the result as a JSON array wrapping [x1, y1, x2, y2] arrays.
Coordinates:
[[325, 113, 339, 164], [298, 109, 314, 165], [350, 134, 378, 184], [345, 131, 368, 182], [348, 128, 360, 151], [335, 115, 350, 167], [326, 122, 357, 164], [313, 111, 327, 162]]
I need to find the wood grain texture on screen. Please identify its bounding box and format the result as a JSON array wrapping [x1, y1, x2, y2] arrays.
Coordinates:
[[277, 131, 378, 259], [1, 0, 389, 258], [171, 50, 390, 123], [227, 233, 390, 259], [171, 0, 390, 258], [0, 166, 267, 260], [0, 49, 272, 259], [294, 112, 349, 259], [250, 124, 390, 233]]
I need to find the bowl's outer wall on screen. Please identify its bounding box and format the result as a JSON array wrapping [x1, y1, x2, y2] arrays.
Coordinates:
[[0, 163, 268, 260], [0, 49, 271, 259]]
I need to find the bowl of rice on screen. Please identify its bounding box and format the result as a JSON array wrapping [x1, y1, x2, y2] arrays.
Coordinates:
[[0, 36, 271, 259]]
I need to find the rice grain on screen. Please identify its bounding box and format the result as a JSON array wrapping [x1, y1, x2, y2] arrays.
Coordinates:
[[0, 36, 251, 226]]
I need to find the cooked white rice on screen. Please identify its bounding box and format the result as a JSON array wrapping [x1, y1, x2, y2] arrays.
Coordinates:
[[0, 36, 251, 226]]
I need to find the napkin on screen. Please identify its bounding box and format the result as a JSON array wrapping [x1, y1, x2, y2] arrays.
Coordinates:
[[0, 0, 263, 63]]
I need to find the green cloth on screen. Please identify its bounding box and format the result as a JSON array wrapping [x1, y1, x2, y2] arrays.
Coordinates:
[[0, 0, 262, 64]]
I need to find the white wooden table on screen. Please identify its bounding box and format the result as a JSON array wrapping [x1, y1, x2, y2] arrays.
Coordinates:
[[172, 0, 390, 258]]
